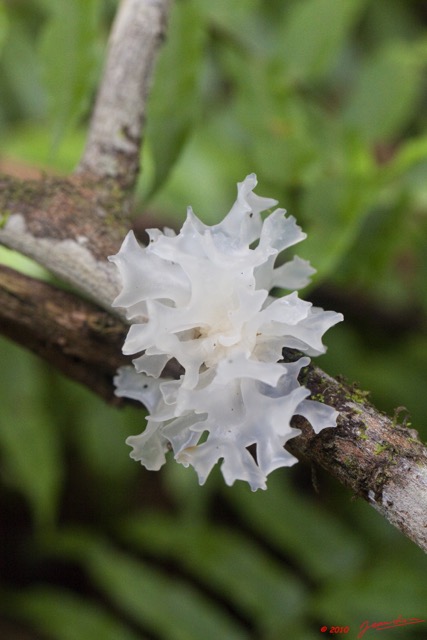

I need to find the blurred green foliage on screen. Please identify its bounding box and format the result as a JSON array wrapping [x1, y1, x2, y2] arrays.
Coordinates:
[[1, 0, 427, 638]]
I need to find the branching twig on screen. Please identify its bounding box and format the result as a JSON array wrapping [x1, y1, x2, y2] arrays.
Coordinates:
[[0, 0, 171, 307], [0, 173, 124, 312], [0, 0, 426, 556], [77, 0, 171, 195]]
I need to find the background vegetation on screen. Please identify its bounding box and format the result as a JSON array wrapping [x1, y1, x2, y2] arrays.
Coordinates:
[[0, 0, 427, 638]]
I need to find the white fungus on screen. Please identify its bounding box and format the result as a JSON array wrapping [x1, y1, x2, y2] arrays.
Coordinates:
[[110, 174, 343, 490]]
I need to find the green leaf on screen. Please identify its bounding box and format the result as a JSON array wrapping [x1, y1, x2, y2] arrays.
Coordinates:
[[314, 555, 427, 629], [0, 1, 8, 57], [0, 339, 62, 527], [57, 378, 140, 494], [3, 587, 143, 640], [225, 473, 366, 582], [38, 0, 102, 148], [216, 44, 317, 187], [0, 14, 46, 120], [298, 178, 373, 280], [335, 197, 410, 291], [145, 0, 206, 198], [294, 128, 379, 279], [51, 529, 249, 640], [386, 135, 427, 178], [197, 0, 262, 47], [121, 513, 308, 636], [1, 123, 86, 172], [279, 0, 366, 80], [344, 43, 423, 141]]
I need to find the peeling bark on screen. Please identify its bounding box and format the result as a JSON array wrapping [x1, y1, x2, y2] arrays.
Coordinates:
[[77, 0, 171, 194], [0, 173, 125, 312]]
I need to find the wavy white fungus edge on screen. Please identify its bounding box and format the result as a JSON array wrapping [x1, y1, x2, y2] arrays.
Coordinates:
[[109, 174, 343, 491]]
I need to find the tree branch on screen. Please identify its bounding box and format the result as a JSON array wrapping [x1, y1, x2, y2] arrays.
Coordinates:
[[1, 267, 426, 551], [0, 173, 124, 313], [0, 264, 127, 402], [288, 367, 427, 554], [76, 0, 171, 195], [0, 264, 181, 401], [0, 1, 171, 310]]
